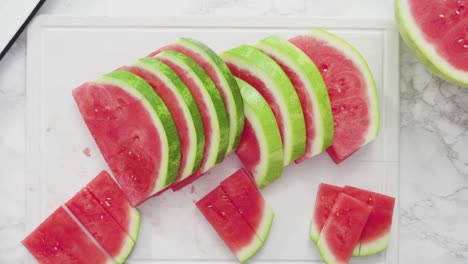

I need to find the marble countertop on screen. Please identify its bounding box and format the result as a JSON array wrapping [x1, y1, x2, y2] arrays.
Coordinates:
[[0, 0, 467, 263]]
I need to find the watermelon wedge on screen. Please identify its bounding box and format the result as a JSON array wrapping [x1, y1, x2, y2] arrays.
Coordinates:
[[290, 29, 380, 164], [256, 35, 334, 162], [396, 0, 468, 87], [221, 45, 306, 165], [220, 168, 274, 242], [22, 207, 113, 264], [316, 193, 372, 264], [310, 183, 343, 243], [150, 38, 244, 151], [73, 70, 181, 206], [65, 188, 135, 263], [196, 186, 264, 263], [235, 78, 284, 188], [122, 58, 205, 180], [344, 186, 396, 256], [86, 171, 140, 241], [153, 50, 230, 190]]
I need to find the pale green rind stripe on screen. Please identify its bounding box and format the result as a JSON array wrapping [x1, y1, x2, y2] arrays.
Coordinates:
[[135, 57, 205, 179], [236, 235, 264, 263], [97, 70, 181, 192], [316, 233, 340, 264], [113, 234, 136, 264], [128, 208, 141, 242], [222, 45, 306, 165], [359, 231, 390, 256], [309, 218, 320, 243], [236, 78, 283, 188], [255, 205, 274, 243], [352, 244, 360, 257], [155, 50, 229, 171], [177, 38, 245, 152], [396, 0, 468, 88], [256, 35, 334, 157]]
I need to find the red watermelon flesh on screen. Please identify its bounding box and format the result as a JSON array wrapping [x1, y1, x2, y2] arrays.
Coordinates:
[[65, 188, 134, 263], [409, 0, 468, 71], [22, 207, 113, 264], [220, 169, 274, 242], [73, 83, 163, 206], [310, 183, 344, 243], [196, 186, 263, 262], [316, 193, 372, 264], [235, 120, 261, 175], [344, 186, 396, 256]]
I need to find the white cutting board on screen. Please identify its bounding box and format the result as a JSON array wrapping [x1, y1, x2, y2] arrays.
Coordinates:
[[25, 16, 399, 264]]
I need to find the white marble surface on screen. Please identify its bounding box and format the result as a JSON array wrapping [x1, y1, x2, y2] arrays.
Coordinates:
[[0, 0, 466, 263]]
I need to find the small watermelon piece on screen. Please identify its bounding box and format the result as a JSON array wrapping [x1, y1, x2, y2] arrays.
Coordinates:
[[22, 207, 113, 264], [343, 186, 396, 256], [122, 57, 205, 180], [256, 35, 334, 162], [290, 29, 380, 164], [196, 186, 264, 263], [220, 168, 274, 242], [150, 38, 244, 151], [396, 0, 468, 87], [73, 70, 181, 206], [65, 188, 135, 263], [222, 45, 306, 165], [235, 78, 284, 188], [316, 193, 372, 264], [310, 183, 344, 243], [153, 50, 230, 190], [86, 171, 140, 242]]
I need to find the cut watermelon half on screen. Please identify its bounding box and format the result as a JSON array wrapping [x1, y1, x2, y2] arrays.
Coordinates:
[[220, 168, 274, 242], [153, 50, 230, 191], [150, 37, 244, 151], [86, 171, 140, 241], [344, 186, 396, 256], [235, 78, 284, 188], [396, 0, 468, 87], [122, 57, 205, 181], [222, 45, 306, 165], [256, 35, 334, 162], [316, 193, 372, 264], [290, 29, 380, 164], [310, 183, 343, 243], [73, 70, 181, 206], [22, 207, 113, 264], [65, 188, 135, 263], [196, 186, 264, 263]]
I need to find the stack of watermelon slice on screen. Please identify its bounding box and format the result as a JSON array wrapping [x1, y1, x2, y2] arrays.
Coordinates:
[[310, 183, 396, 263]]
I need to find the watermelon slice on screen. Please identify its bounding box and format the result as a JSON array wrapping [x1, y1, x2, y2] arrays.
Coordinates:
[[65, 188, 135, 263], [396, 0, 468, 87], [290, 29, 380, 164], [22, 207, 113, 264], [150, 37, 244, 151], [316, 193, 372, 264], [196, 186, 264, 263], [86, 171, 140, 241], [220, 168, 274, 242], [343, 186, 396, 256], [221, 45, 306, 165], [122, 57, 205, 180], [153, 50, 230, 190], [73, 70, 181, 206], [256, 35, 334, 162], [235, 77, 284, 188], [310, 183, 343, 243]]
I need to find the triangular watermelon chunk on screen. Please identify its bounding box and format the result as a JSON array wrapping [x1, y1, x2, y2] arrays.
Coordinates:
[[310, 183, 343, 243], [220, 168, 274, 242], [22, 207, 113, 264]]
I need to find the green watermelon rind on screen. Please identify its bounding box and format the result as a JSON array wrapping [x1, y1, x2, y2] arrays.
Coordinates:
[[352, 243, 361, 257], [134, 57, 206, 179], [113, 232, 137, 264], [316, 235, 338, 264], [177, 38, 245, 152], [396, 0, 468, 88], [155, 50, 230, 172], [359, 231, 390, 256], [256, 35, 334, 158], [235, 78, 284, 188], [255, 205, 275, 243], [309, 217, 320, 243], [306, 29, 380, 144], [127, 208, 141, 242], [235, 236, 264, 263], [221, 45, 306, 165], [97, 70, 181, 192]]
